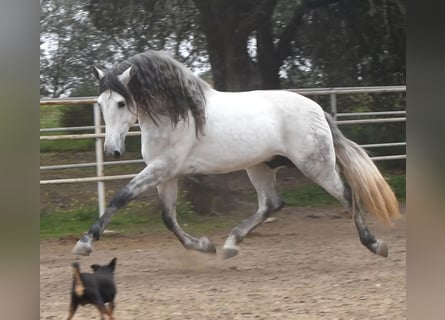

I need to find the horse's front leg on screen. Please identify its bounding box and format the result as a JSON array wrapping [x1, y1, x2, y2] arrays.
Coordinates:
[[72, 162, 170, 256], [157, 179, 216, 254]]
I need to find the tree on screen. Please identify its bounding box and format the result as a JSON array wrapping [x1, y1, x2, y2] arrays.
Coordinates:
[[40, 0, 116, 97], [193, 0, 345, 91], [40, 0, 406, 213], [289, 0, 406, 87], [42, 0, 405, 95], [83, 0, 344, 91], [192, 0, 277, 90], [85, 0, 208, 71]]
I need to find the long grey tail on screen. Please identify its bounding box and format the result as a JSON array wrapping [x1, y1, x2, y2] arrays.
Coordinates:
[[324, 112, 400, 224]]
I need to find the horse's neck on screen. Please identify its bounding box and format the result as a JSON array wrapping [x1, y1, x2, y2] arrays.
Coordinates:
[[138, 115, 169, 134], [138, 114, 195, 140], [138, 114, 197, 164]]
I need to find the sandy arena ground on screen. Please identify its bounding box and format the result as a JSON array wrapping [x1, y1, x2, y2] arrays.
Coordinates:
[[40, 204, 405, 320]]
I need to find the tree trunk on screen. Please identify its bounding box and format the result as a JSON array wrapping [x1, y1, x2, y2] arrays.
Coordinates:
[[194, 0, 275, 91], [207, 31, 262, 91], [257, 19, 281, 89]]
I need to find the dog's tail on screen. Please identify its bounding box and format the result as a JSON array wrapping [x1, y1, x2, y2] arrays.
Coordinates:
[[72, 262, 85, 297]]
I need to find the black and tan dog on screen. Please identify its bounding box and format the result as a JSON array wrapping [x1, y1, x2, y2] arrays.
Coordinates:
[[67, 257, 117, 320]]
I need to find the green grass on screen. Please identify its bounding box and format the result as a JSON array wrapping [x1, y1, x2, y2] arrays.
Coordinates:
[[385, 173, 406, 199], [40, 208, 99, 238], [40, 139, 95, 152], [281, 172, 405, 207], [40, 197, 236, 239], [40, 104, 96, 152], [282, 184, 337, 207], [40, 173, 405, 239], [40, 104, 64, 128]]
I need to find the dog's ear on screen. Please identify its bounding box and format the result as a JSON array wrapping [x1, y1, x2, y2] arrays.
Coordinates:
[[108, 257, 117, 272], [91, 264, 101, 272]]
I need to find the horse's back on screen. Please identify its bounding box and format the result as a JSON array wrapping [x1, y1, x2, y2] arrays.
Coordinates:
[[207, 89, 331, 150], [181, 89, 331, 174]]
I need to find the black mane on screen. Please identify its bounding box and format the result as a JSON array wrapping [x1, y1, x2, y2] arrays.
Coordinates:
[[98, 50, 209, 136]]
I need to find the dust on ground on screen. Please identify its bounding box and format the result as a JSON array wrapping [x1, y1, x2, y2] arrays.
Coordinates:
[[40, 205, 406, 320]]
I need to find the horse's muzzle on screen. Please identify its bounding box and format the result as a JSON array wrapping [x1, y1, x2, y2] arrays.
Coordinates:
[[104, 133, 126, 159], [113, 151, 121, 159], [104, 145, 125, 159]]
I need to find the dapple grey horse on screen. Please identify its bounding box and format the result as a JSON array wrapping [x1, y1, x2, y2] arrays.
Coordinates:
[[73, 50, 399, 260]]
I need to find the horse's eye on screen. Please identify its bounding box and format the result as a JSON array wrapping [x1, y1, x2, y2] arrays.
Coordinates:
[[117, 101, 126, 108]]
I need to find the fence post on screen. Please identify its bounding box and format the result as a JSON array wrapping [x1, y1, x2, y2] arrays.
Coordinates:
[[93, 103, 105, 216], [330, 93, 337, 120]]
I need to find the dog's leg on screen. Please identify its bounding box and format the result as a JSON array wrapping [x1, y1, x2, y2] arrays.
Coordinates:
[[107, 302, 115, 320], [66, 302, 78, 320], [94, 304, 107, 320]]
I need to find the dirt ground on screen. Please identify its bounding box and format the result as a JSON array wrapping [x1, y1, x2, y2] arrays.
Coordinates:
[[40, 204, 406, 320]]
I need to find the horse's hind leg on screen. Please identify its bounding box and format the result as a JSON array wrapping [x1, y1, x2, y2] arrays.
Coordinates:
[[350, 193, 388, 257], [157, 178, 216, 254], [223, 163, 284, 259], [294, 156, 388, 257]]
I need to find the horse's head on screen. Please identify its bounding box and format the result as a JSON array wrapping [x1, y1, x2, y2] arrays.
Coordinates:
[[93, 66, 137, 159]]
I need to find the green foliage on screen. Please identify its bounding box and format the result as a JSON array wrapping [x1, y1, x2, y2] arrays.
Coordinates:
[[40, 200, 234, 238], [309, 92, 406, 171], [41, 0, 405, 95], [282, 184, 337, 207], [60, 86, 96, 130], [40, 105, 64, 128], [339, 95, 406, 171], [40, 139, 95, 153], [59, 104, 94, 131], [40, 85, 142, 153], [124, 136, 141, 153], [281, 173, 405, 207], [385, 173, 406, 199], [290, 0, 405, 87], [40, 103, 95, 152], [40, 173, 405, 238], [40, 207, 98, 238]]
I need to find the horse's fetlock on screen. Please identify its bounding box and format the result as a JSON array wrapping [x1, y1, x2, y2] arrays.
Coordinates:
[[88, 223, 101, 241], [266, 198, 284, 212]]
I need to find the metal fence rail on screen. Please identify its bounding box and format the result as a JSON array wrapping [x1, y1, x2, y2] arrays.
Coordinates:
[[40, 86, 406, 215]]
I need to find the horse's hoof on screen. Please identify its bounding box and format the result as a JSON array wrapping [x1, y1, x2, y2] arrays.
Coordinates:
[[199, 236, 217, 254], [222, 246, 239, 260], [373, 239, 388, 257], [72, 235, 93, 256]]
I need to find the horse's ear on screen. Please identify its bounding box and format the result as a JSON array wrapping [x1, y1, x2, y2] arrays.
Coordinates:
[[92, 66, 105, 81], [118, 66, 133, 85]]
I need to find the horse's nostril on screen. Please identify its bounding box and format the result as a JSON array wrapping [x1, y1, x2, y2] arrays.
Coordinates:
[[113, 151, 121, 158]]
